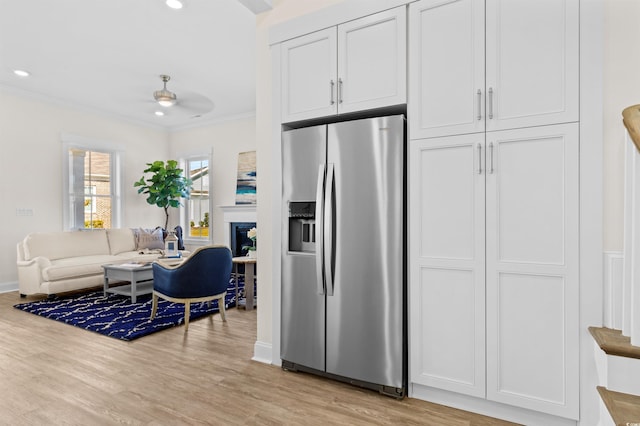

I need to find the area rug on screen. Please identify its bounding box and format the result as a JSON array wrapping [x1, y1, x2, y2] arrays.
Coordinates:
[[13, 278, 251, 341]]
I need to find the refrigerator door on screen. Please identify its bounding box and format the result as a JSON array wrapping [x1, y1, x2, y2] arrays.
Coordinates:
[[325, 115, 405, 389], [281, 125, 327, 372]]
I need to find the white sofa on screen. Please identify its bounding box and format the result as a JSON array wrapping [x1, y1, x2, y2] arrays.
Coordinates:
[[16, 228, 182, 297]]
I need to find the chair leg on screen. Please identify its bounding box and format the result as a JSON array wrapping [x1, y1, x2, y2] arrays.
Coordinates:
[[219, 295, 226, 322], [184, 301, 191, 331], [150, 293, 158, 319]]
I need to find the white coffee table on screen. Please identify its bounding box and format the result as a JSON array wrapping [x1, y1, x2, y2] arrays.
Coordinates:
[[102, 263, 154, 303]]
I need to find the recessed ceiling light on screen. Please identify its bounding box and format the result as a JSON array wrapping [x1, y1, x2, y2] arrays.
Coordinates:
[[155, 111, 165, 116], [13, 69, 30, 77], [166, 0, 183, 10]]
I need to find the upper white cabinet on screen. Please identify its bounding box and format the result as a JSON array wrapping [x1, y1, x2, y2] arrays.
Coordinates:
[[409, 0, 579, 139], [281, 7, 406, 123], [409, 0, 485, 138], [281, 28, 337, 123]]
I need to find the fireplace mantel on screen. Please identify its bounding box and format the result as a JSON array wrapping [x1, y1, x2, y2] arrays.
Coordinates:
[[220, 205, 257, 247]]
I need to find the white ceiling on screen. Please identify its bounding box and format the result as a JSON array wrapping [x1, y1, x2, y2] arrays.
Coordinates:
[[0, 0, 258, 130]]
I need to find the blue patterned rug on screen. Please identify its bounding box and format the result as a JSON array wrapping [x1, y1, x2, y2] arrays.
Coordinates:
[[13, 278, 250, 341]]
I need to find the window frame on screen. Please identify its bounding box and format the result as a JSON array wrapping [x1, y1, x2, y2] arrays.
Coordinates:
[[181, 152, 213, 244], [61, 134, 123, 231]]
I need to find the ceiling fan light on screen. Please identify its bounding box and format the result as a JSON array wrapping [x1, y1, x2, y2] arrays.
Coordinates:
[[154, 89, 177, 107], [158, 98, 176, 107]]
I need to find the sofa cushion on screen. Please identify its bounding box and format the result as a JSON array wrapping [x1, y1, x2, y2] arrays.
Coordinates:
[[42, 255, 121, 281], [24, 230, 110, 261], [133, 228, 164, 250], [106, 228, 136, 255]]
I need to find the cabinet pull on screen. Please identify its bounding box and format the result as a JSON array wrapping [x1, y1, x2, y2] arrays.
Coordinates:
[[477, 89, 482, 121], [489, 142, 494, 174], [330, 80, 335, 105], [338, 78, 343, 104], [477, 143, 482, 175], [488, 87, 494, 119]]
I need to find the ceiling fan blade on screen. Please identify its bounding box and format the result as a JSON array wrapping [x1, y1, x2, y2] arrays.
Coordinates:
[[176, 91, 215, 115]]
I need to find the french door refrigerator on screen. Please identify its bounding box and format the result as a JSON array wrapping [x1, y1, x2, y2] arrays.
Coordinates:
[[281, 114, 406, 398]]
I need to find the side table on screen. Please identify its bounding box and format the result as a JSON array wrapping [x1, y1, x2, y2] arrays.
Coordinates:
[[232, 257, 256, 310]]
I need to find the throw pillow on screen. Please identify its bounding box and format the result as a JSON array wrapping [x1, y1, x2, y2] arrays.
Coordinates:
[[134, 227, 165, 250]]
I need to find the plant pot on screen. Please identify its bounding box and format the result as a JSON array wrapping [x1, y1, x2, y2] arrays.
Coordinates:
[[248, 250, 257, 259]]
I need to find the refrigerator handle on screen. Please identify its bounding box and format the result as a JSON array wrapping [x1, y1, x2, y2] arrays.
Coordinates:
[[315, 164, 326, 295], [324, 163, 335, 296]]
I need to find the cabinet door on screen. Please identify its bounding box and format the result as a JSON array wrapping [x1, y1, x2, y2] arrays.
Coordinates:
[[409, 134, 486, 398], [409, 0, 485, 139], [485, 0, 579, 131], [281, 28, 337, 123], [337, 7, 406, 114], [485, 123, 579, 419]]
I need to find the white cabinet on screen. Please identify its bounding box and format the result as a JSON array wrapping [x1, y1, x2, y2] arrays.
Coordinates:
[[409, 123, 580, 419], [484, 124, 579, 418], [409, 0, 579, 139], [281, 28, 337, 123], [409, 133, 486, 398], [281, 7, 406, 123]]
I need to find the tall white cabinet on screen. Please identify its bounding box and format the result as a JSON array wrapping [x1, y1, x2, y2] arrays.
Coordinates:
[[280, 6, 406, 123], [409, 0, 580, 421]]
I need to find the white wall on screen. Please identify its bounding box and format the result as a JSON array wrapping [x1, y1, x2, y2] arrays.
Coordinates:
[[603, 0, 640, 251], [168, 115, 257, 245], [0, 90, 168, 287]]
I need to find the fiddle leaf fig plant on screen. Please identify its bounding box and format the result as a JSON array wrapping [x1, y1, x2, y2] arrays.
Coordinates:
[[134, 160, 193, 230]]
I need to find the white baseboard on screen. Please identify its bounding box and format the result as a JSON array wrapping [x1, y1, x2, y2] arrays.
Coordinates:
[[252, 340, 274, 365], [410, 383, 577, 426], [603, 251, 623, 329], [0, 281, 18, 294]]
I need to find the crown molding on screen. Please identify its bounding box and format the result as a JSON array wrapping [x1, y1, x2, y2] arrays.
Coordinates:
[[0, 84, 256, 133], [0, 83, 167, 131]]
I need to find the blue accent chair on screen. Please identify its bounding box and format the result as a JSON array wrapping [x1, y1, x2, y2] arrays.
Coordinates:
[[150, 245, 232, 331]]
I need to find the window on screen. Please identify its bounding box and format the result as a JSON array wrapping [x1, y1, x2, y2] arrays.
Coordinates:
[[185, 157, 210, 239], [63, 138, 121, 230]]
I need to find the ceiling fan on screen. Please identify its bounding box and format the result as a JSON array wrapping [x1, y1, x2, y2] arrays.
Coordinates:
[[150, 74, 215, 117], [153, 74, 177, 107]]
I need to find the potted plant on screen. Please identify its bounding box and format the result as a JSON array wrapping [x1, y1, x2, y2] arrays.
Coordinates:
[[134, 160, 193, 230]]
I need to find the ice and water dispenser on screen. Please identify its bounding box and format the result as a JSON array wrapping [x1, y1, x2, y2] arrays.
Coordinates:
[[288, 201, 316, 253]]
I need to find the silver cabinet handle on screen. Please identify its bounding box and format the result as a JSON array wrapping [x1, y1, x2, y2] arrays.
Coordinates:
[[488, 87, 494, 119], [315, 164, 326, 295], [338, 78, 343, 104], [477, 143, 482, 175], [330, 80, 335, 105], [477, 89, 482, 121], [489, 142, 494, 174]]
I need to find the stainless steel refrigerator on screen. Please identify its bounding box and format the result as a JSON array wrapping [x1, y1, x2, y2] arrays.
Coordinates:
[[281, 115, 406, 398]]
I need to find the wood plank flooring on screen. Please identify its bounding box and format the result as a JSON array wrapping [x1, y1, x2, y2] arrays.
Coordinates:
[[0, 291, 518, 425]]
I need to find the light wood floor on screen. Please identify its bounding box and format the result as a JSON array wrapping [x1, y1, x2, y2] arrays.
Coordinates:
[[0, 291, 518, 425]]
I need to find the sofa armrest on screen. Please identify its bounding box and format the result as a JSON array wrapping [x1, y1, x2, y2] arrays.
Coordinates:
[[17, 256, 51, 295]]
